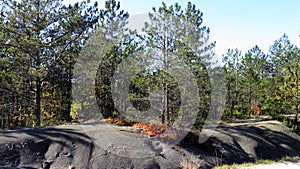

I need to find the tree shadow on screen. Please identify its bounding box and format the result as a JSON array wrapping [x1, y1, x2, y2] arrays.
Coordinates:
[[180, 131, 254, 168], [179, 123, 300, 168], [217, 124, 300, 160], [0, 126, 92, 149], [0, 125, 93, 168]]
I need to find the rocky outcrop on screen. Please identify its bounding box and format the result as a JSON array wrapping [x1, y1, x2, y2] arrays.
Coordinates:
[[0, 120, 300, 169]]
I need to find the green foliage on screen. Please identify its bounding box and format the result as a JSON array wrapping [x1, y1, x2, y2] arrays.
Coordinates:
[[92, 0, 133, 119], [0, 0, 99, 127], [140, 1, 213, 126], [70, 103, 79, 122], [222, 34, 300, 128], [2, 0, 300, 131]]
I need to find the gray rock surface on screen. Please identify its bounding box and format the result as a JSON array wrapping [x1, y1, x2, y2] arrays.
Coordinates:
[[0, 120, 300, 169]]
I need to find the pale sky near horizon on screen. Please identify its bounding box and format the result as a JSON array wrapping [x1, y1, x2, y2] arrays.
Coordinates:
[[64, 0, 300, 59]]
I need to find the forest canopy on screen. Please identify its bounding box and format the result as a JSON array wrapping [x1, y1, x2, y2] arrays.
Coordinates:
[[0, 0, 299, 131]]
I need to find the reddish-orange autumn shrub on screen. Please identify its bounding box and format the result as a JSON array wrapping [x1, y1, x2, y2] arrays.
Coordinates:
[[103, 118, 179, 140], [132, 123, 169, 137], [145, 130, 157, 137], [132, 122, 145, 128], [102, 117, 132, 126], [250, 105, 261, 115], [103, 117, 114, 123]]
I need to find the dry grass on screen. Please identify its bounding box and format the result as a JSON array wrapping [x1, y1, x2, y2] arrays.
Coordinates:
[[181, 154, 203, 169]]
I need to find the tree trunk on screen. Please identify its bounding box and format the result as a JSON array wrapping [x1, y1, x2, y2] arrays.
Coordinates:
[[166, 87, 170, 125], [34, 0, 41, 126], [161, 110, 165, 124], [248, 86, 252, 118], [294, 70, 299, 125], [35, 77, 41, 126], [64, 63, 72, 122]]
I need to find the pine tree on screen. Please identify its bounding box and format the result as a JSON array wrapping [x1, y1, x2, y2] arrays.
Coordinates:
[[0, 0, 99, 126], [222, 49, 242, 119], [141, 2, 215, 126], [241, 46, 268, 117], [268, 34, 296, 118]]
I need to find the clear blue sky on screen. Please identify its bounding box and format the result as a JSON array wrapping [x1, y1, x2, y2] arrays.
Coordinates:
[[64, 0, 300, 58]]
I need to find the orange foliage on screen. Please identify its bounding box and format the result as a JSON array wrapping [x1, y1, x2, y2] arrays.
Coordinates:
[[250, 105, 261, 115], [132, 122, 145, 128], [133, 123, 159, 137], [145, 130, 157, 137], [102, 117, 132, 126], [103, 117, 114, 123], [132, 122, 174, 138], [103, 118, 179, 140]]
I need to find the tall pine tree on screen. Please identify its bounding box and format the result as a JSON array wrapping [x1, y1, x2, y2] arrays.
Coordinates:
[[0, 0, 99, 126]]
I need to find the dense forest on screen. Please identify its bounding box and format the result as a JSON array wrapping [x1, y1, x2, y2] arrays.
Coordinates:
[[223, 34, 300, 131], [0, 0, 299, 131]]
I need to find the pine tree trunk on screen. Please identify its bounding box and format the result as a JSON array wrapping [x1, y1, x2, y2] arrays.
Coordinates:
[[64, 63, 72, 122], [294, 70, 299, 125], [34, 0, 41, 126], [36, 77, 41, 126], [166, 87, 170, 125]]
